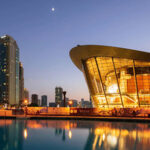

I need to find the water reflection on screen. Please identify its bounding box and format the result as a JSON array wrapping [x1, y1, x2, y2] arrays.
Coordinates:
[[0, 119, 150, 150], [68, 130, 72, 139], [0, 120, 24, 150], [24, 128, 28, 139]]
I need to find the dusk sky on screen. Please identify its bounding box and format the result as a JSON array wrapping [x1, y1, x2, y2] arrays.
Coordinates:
[[0, 0, 150, 102]]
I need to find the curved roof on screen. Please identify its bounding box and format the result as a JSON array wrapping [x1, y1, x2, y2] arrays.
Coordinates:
[[70, 45, 150, 71]]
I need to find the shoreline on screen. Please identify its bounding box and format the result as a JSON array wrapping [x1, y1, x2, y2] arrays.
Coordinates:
[[1, 115, 150, 123]]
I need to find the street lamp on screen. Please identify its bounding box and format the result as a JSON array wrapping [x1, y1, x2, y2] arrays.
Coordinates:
[[24, 99, 28, 106], [24, 99, 28, 116], [68, 100, 73, 107]]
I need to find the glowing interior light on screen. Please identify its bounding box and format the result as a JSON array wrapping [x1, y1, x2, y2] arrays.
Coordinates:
[[108, 84, 118, 93], [68, 130, 72, 139], [24, 129, 28, 139], [124, 96, 137, 103]]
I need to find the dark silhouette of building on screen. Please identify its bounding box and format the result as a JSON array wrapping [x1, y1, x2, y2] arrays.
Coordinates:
[[31, 94, 38, 106], [49, 102, 57, 107], [41, 95, 47, 107], [19, 62, 24, 105], [0, 35, 20, 105]]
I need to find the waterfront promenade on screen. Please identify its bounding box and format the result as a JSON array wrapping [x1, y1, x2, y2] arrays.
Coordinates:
[[1, 114, 150, 123], [0, 107, 150, 122]]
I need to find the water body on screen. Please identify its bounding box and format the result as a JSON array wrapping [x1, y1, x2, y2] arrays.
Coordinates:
[[0, 119, 149, 150]]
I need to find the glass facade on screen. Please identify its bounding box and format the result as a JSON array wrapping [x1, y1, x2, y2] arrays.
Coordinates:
[[83, 57, 150, 108], [16, 48, 19, 104], [0, 35, 20, 105], [0, 43, 8, 103]]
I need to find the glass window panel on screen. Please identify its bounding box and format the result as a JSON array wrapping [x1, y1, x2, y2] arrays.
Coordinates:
[[135, 60, 150, 105], [85, 58, 103, 94], [84, 58, 107, 107], [96, 57, 122, 106], [114, 58, 138, 107], [92, 95, 107, 106], [106, 95, 122, 106]]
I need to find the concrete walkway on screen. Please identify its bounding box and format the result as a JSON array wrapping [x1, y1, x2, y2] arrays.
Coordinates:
[[0, 115, 150, 122]]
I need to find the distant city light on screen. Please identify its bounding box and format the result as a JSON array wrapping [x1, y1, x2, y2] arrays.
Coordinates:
[[51, 7, 55, 12]]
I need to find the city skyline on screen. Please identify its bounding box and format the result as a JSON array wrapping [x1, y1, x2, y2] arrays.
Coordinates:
[[1, 0, 150, 103]]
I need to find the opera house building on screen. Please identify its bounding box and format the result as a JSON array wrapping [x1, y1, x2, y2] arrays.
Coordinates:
[[70, 45, 150, 108]]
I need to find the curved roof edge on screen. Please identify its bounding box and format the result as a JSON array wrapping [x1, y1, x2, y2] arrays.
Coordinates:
[[70, 45, 150, 71], [0, 35, 19, 49]]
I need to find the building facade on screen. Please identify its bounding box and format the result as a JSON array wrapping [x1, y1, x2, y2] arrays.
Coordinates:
[[31, 94, 38, 106], [70, 45, 150, 108], [0, 35, 19, 105], [49, 102, 57, 107], [19, 62, 24, 104], [55, 87, 63, 106], [41, 95, 47, 106], [24, 88, 29, 101], [38, 99, 41, 106], [80, 98, 92, 108]]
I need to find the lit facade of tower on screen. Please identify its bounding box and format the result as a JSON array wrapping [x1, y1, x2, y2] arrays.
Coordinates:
[[55, 87, 63, 106], [0, 35, 19, 105], [19, 62, 24, 104]]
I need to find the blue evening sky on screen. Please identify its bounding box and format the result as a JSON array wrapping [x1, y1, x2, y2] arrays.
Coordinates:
[[0, 0, 150, 102]]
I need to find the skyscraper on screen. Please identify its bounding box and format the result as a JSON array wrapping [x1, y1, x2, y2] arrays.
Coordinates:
[[31, 94, 38, 106], [0, 35, 19, 105], [24, 88, 29, 101], [41, 95, 47, 107], [19, 62, 24, 104], [55, 87, 63, 106], [38, 99, 41, 106]]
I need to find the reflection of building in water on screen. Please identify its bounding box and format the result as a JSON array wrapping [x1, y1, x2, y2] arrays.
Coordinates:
[[25, 120, 150, 150], [55, 128, 63, 136], [84, 122, 150, 150], [0, 120, 24, 150], [70, 45, 150, 108]]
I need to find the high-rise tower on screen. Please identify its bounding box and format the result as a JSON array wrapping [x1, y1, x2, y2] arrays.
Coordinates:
[[55, 87, 63, 106], [41, 95, 47, 106], [0, 35, 19, 105], [19, 62, 24, 104], [24, 88, 29, 101], [31, 94, 38, 106]]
